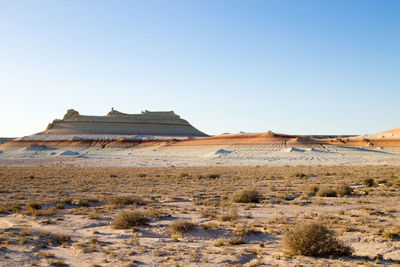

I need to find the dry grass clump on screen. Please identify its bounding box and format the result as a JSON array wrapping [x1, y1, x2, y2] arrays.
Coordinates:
[[108, 195, 147, 207], [382, 226, 400, 240], [218, 206, 239, 222], [169, 219, 196, 235], [87, 211, 101, 220], [206, 173, 220, 179], [308, 185, 319, 195], [317, 187, 337, 197], [335, 184, 353, 196], [27, 200, 42, 210], [46, 259, 68, 266], [363, 178, 375, 187], [50, 233, 72, 246], [283, 222, 353, 257], [0, 202, 20, 214], [111, 211, 150, 229], [232, 189, 261, 203]]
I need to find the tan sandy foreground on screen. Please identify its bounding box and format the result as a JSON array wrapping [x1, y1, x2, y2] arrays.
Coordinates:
[[0, 166, 400, 266]]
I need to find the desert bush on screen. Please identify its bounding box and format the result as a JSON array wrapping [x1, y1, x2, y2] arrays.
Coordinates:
[[145, 207, 169, 219], [48, 233, 72, 247], [27, 200, 42, 210], [382, 226, 400, 240], [76, 198, 90, 207], [214, 238, 224, 246], [178, 172, 189, 178], [88, 211, 101, 220], [108, 195, 147, 207], [227, 237, 245, 245], [232, 189, 261, 203], [218, 207, 239, 222], [206, 173, 220, 179], [62, 198, 73, 205], [317, 187, 337, 197], [335, 184, 353, 196], [283, 222, 353, 257], [363, 178, 375, 187], [38, 251, 55, 258], [169, 219, 196, 235], [111, 211, 150, 229], [308, 185, 319, 195], [295, 172, 307, 178], [46, 259, 68, 266], [0, 202, 21, 213], [199, 207, 218, 219]]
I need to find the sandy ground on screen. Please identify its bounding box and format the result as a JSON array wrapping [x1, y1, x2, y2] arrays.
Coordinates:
[[1, 142, 400, 266], [1, 144, 400, 167], [1, 165, 400, 266]]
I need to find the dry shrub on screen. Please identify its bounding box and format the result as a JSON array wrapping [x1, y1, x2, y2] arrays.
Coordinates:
[[49, 233, 72, 246], [145, 207, 169, 219], [363, 178, 375, 187], [232, 189, 261, 203], [227, 237, 245, 245], [218, 206, 239, 222], [88, 211, 101, 220], [111, 211, 150, 229], [108, 195, 147, 207], [178, 172, 189, 178], [335, 184, 353, 196], [27, 200, 42, 210], [317, 187, 337, 197], [199, 207, 218, 219], [206, 173, 220, 179], [46, 259, 68, 266], [0, 202, 20, 214], [308, 185, 319, 195], [283, 222, 353, 257], [382, 226, 400, 240], [169, 219, 196, 235]]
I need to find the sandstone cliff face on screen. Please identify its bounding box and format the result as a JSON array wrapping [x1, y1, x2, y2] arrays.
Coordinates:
[[44, 109, 208, 137]]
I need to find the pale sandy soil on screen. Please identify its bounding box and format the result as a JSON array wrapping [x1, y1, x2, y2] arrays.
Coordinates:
[[0, 166, 400, 266], [1, 144, 400, 167]]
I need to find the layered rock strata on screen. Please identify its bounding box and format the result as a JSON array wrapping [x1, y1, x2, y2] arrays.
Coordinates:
[[44, 108, 208, 137], [2, 109, 208, 148]]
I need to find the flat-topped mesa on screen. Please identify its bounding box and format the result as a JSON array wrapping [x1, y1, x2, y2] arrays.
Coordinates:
[[44, 108, 208, 137]]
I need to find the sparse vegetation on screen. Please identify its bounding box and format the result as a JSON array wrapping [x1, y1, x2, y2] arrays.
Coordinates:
[[363, 178, 375, 187], [111, 211, 150, 229], [108, 195, 147, 207], [283, 222, 353, 257], [169, 219, 196, 235], [335, 184, 353, 196], [232, 189, 261, 203], [0, 166, 399, 266], [317, 187, 337, 197]]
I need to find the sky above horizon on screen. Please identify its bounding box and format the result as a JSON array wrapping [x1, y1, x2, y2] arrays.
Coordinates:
[[0, 0, 399, 137]]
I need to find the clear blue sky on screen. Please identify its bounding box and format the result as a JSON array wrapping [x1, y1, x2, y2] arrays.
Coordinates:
[[1, 0, 399, 137]]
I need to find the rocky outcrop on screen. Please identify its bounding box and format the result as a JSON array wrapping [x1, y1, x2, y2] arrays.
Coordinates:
[[44, 108, 208, 137], [1, 109, 208, 148]]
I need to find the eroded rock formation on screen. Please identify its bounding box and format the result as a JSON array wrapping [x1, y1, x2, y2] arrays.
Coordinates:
[[44, 108, 208, 137]]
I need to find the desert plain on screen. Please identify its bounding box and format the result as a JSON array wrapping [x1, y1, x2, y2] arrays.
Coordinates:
[[1, 110, 400, 266], [0, 165, 400, 267]]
